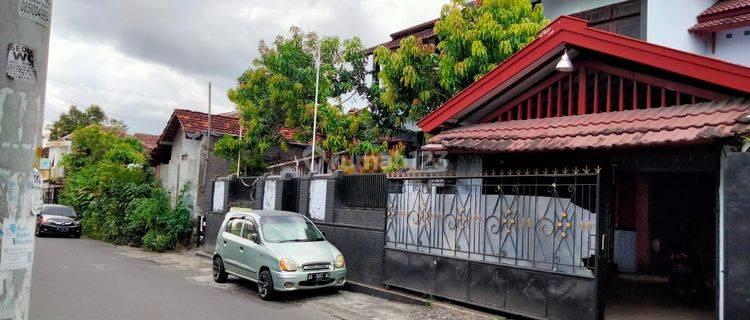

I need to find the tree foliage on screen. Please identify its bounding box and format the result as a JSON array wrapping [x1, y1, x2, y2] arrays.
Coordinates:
[[222, 27, 382, 173], [374, 0, 547, 125], [49, 105, 126, 141], [60, 125, 191, 251]]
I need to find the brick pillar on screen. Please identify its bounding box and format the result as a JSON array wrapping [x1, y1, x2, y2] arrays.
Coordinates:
[[298, 173, 312, 217], [324, 171, 342, 224], [635, 173, 650, 271], [253, 175, 265, 210]]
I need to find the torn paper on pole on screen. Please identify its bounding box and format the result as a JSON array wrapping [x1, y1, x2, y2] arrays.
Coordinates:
[[17, 0, 52, 27], [6, 43, 37, 82]]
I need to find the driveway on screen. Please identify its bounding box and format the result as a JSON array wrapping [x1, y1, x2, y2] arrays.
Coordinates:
[[30, 237, 493, 320]]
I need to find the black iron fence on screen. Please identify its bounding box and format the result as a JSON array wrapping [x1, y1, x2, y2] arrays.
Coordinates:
[[227, 176, 260, 207], [339, 174, 387, 209], [386, 171, 600, 277]]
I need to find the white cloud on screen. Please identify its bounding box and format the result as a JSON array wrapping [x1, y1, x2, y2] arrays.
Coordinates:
[[45, 0, 448, 134]]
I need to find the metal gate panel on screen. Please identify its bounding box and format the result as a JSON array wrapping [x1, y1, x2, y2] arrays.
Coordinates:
[[384, 169, 601, 320], [467, 262, 508, 310], [546, 275, 596, 320], [406, 251, 436, 294], [505, 267, 546, 317], [723, 152, 750, 318], [436, 257, 469, 301]]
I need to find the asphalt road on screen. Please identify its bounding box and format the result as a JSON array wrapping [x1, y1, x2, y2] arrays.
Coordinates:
[[29, 237, 333, 320]]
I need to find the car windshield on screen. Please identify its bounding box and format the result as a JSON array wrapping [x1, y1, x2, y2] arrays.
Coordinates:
[[43, 206, 76, 217], [260, 215, 324, 243]]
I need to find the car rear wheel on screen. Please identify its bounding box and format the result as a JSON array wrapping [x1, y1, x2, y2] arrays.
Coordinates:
[[34, 224, 42, 237], [213, 256, 228, 283], [258, 270, 275, 300]]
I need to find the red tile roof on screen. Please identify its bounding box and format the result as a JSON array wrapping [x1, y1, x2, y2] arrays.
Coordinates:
[[172, 109, 241, 136], [426, 99, 750, 153], [132, 133, 159, 152], [691, 0, 750, 33], [366, 19, 438, 54], [419, 16, 750, 133], [699, 0, 750, 18]]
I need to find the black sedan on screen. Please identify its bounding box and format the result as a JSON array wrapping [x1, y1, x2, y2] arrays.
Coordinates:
[[35, 204, 81, 237]]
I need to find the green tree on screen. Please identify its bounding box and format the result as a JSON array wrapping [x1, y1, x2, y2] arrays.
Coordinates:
[[60, 125, 191, 251], [49, 105, 109, 140], [223, 27, 380, 172], [374, 0, 547, 125]]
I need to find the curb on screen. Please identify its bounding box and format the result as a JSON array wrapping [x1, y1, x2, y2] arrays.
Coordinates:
[[195, 250, 212, 259], [344, 281, 426, 306]]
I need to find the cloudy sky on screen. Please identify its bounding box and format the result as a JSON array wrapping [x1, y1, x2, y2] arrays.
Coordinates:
[[45, 0, 448, 135]]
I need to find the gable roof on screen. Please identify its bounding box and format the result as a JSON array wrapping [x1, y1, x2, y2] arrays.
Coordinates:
[[132, 133, 160, 152], [170, 109, 241, 137], [417, 15, 750, 133], [690, 0, 750, 33], [426, 98, 750, 153], [366, 18, 438, 54]]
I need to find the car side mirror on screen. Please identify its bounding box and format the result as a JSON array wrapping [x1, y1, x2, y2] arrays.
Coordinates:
[[251, 233, 260, 244]]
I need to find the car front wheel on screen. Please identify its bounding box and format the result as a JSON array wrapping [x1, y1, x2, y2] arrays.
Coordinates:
[[258, 270, 275, 300], [213, 256, 228, 283]]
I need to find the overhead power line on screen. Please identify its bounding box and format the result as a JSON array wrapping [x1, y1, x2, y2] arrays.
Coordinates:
[[48, 77, 233, 108]]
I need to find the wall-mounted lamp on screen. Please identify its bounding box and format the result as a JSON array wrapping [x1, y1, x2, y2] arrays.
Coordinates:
[[555, 49, 574, 72]]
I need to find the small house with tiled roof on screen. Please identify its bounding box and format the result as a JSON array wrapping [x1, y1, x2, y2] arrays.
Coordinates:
[[151, 109, 316, 216], [388, 15, 750, 320], [151, 109, 241, 218]]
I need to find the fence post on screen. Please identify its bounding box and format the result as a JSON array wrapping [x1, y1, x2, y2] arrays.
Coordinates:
[[324, 171, 342, 224], [298, 172, 313, 217], [253, 175, 266, 210], [276, 173, 291, 211], [212, 177, 229, 213]]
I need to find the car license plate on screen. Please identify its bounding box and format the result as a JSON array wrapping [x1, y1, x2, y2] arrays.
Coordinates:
[[307, 272, 330, 281], [58, 227, 67, 232]]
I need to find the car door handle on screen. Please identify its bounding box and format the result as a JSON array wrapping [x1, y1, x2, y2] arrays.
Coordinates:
[[223, 240, 227, 246], [239, 246, 244, 252]]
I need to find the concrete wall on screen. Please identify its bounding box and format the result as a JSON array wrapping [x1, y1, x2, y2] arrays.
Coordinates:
[[158, 128, 201, 215], [709, 27, 750, 67], [196, 135, 233, 217], [646, 0, 713, 55]]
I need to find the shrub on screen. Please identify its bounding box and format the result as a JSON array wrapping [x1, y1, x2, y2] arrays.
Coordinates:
[[60, 125, 192, 251]]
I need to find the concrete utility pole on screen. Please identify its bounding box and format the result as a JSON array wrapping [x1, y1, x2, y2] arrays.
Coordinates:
[[0, 1, 53, 319]]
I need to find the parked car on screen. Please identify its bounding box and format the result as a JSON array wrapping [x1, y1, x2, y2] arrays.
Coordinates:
[[213, 208, 347, 300], [35, 204, 82, 238]]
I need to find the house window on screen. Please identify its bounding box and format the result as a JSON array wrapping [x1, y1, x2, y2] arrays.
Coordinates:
[[745, 30, 750, 36], [181, 154, 188, 160], [572, 0, 641, 39], [726, 33, 733, 39]]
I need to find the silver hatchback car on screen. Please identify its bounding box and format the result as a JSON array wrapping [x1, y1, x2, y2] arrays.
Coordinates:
[[213, 208, 347, 300]]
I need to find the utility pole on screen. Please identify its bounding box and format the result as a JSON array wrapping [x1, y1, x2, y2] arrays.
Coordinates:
[[310, 44, 321, 173], [202, 82, 211, 186], [0, 1, 53, 319]]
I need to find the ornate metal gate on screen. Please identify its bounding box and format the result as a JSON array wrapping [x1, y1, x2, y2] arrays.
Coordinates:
[[384, 168, 602, 320]]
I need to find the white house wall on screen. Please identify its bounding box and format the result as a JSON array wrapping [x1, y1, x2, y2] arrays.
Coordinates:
[[159, 128, 202, 215], [646, 0, 714, 56], [709, 27, 750, 67]]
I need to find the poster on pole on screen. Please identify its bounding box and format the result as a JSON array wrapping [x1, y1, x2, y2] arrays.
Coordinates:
[[0, 218, 36, 270], [6, 43, 37, 82], [17, 0, 52, 27]]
